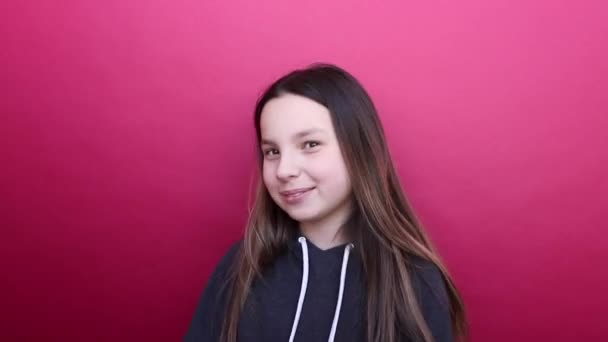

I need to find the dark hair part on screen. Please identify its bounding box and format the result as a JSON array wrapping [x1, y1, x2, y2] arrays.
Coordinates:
[[221, 63, 467, 342]]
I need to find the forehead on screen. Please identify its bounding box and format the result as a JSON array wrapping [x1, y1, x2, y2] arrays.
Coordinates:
[[260, 94, 333, 140]]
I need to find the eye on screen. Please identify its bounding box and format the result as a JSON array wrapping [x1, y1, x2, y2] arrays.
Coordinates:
[[303, 141, 320, 149], [263, 148, 279, 157]]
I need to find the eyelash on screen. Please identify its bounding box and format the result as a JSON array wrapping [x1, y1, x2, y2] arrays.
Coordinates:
[[303, 141, 320, 149], [263, 141, 321, 156]]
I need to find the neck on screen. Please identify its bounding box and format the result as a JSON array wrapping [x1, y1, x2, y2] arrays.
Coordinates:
[[298, 200, 353, 250], [299, 223, 348, 250]]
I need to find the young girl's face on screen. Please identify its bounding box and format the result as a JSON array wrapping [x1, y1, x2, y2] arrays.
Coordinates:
[[260, 93, 353, 228]]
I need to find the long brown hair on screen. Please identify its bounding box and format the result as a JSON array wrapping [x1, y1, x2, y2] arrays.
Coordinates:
[[221, 63, 467, 342]]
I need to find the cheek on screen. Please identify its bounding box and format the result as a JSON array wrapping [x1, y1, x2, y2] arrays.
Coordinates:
[[314, 153, 351, 189], [327, 166, 351, 192], [262, 162, 275, 189]]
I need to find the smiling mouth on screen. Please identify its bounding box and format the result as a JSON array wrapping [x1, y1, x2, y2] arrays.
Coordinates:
[[280, 187, 315, 196], [280, 187, 315, 203]]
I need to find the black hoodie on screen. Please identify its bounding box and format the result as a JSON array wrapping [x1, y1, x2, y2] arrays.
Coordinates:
[[185, 232, 453, 342]]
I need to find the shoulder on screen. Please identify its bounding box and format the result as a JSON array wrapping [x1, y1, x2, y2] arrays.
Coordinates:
[[184, 239, 243, 341], [212, 239, 243, 279], [199, 239, 243, 295], [408, 255, 454, 341], [408, 255, 449, 305], [410, 256, 445, 289], [221, 239, 243, 265]]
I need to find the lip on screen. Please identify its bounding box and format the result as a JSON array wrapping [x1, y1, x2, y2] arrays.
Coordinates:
[[279, 186, 315, 204], [279, 187, 315, 196]]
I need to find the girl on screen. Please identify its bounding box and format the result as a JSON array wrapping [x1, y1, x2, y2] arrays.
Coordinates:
[[185, 63, 467, 342]]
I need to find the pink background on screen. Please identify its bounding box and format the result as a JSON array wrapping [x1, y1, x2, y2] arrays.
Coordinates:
[[1, 1, 606, 341]]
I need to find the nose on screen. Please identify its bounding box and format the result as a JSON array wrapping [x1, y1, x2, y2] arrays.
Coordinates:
[[276, 153, 300, 180]]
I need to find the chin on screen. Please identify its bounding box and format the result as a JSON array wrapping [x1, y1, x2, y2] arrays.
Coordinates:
[[283, 207, 322, 223]]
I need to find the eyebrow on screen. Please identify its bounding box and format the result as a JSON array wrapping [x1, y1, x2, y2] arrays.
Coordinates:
[[261, 128, 326, 145]]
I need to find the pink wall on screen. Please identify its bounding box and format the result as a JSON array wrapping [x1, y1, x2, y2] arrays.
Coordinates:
[[1, 1, 606, 340]]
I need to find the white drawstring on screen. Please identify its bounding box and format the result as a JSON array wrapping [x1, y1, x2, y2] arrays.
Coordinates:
[[289, 237, 309, 342], [288, 237, 354, 342], [328, 242, 354, 342]]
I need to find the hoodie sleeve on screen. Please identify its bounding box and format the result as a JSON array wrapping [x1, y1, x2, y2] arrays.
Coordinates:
[[184, 240, 242, 342], [411, 258, 454, 342]]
